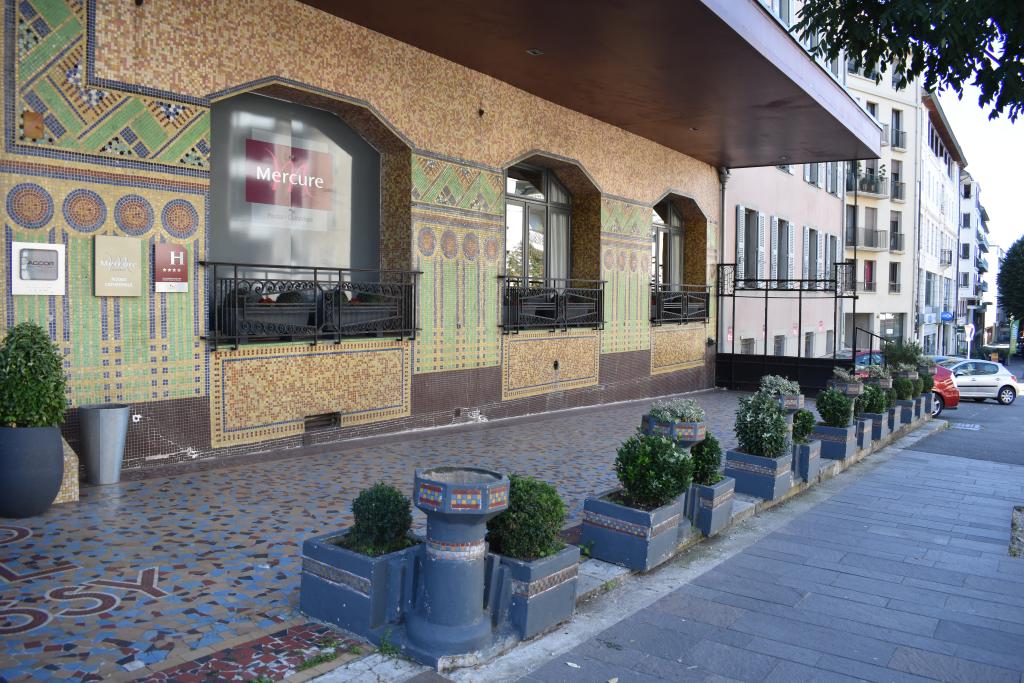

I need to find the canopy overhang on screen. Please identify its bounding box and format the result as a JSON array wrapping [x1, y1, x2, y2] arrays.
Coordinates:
[[300, 0, 880, 168]]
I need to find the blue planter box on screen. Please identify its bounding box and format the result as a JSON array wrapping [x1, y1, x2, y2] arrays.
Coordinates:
[[792, 440, 821, 482], [856, 416, 874, 449], [299, 530, 416, 642], [923, 393, 934, 416], [886, 407, 897, 432], [812, 424, 856, 460], [498, 544, 580, 640], [580, 491, 683, 572], [686, 477, 734, 537], [639, 415, 706, 447], [863, 412, 889, 441], [724, 450, 792, 501], [897, 399, 915, 425]]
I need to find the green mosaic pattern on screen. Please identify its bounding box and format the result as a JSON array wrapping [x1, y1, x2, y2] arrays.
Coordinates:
[[601, 197, 649, 238], [411, 154, 503, 215], [601, 198, 651, 354]]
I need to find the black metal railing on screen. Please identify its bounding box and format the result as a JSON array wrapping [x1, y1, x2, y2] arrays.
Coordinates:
[[203, 261, 418, 348], [719, 262, 855, 294], [891, 129, 907, 148], [940, 249, 953, 266], [846, 172, 889, 196], [890, 232, 905, 252], [891, 180, 906, 200], [650, 283, 710, 325], [845, 228, 888, 249], [857, 280, 877, 293], [889, 282, 901, 293], [500, 276, 604, 333]]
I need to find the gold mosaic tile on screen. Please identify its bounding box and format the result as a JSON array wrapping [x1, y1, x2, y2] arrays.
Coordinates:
[[54, 438, 79, 504], [501, 330, 599, 400], [651, 323, 708, 375]]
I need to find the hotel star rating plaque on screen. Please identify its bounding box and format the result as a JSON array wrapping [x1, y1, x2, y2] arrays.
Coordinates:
[[154, 243, 189, 293]]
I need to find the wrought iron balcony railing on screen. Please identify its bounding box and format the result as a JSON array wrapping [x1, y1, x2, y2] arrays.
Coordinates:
[[891, 180, 906, 201], [845, 228, 888, 250], [889, 282, 901, 293], [846, 172, 889, 197], [889, 232, 905, 252], [891, 129, 907, 149], [940, 249, 953, 266], [857, 280, 877, 293], [650, 283, 710, 325], [203, 261, 418, 348], [500, 276, 604, 333]]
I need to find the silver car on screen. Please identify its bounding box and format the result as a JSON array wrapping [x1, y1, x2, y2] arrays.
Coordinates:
[[943, 359, 1021, 405]]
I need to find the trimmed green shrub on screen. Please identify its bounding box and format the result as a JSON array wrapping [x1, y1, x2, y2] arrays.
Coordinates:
[[648, 397, 706, 423], [864, 364, 891, 380], [691, 433, 723, 486], [487, 474, 566, 560], [615, 434, 693, 510], [883, 340, 924, 367], [276, 290, 306, 304], [759, 374, 800, 396], [911, 377, 924, 396], [0, 322, 66, 428], [853, 393, 865, 418], [860, 385, 887, 414], [792, 408, 815, 444], [735, 390, 790, 458], [817, 388, 853, 428], [832, 366, 857, 383], [893, 377, 914, 401], [342, 483, 413, 556], [885, 388, 897, 410], [921, 373, 934, 394]]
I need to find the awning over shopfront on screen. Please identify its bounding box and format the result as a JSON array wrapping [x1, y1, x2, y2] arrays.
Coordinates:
[[302, 0, 880, 168]]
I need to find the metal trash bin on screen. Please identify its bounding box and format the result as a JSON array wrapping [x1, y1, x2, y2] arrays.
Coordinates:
[[78, 404, 130, 485]]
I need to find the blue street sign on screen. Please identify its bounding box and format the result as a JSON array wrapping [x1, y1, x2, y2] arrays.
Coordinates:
[[940, 311, 954, 322]]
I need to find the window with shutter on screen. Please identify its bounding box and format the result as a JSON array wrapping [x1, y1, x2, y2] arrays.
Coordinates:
[[804, 165, 811, 182], [770, 216, 779, 284], [787, 223, 795, 289], [802, 226, 810, 286], [757, 212, 767, 288], [816, 234, 825, 288], [817, 163, 826, 189], [735, 204, 745, 289]]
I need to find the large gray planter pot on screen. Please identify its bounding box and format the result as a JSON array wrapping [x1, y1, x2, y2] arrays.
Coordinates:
[[866, 377, 893, 390], [724, 450, 793, 501], [886, 407, 897, 432], [686, 478, 734, 537], [78, 403, 130, 485], [895, 370, 919, 380], [863, 412, 890, 441], [792, 440, 821, 482], [897, 399, 915, 425], [0, 426, 64, 518], [812, 424, 856, 460], [856, 416, 874, 450], [580, 490, 683, 572], [829, 380, 864, 397], [499, 544, 579, 640], [923, 392, 935, 416], [639, 415, 706, 448], [913, 396, 924, 420], [777, 393, 805, 411], [299, 530, 417, 641]]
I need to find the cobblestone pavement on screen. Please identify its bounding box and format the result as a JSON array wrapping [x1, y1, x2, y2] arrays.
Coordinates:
[[521, 446, 1024, 683], [0, 389, 740, 682]]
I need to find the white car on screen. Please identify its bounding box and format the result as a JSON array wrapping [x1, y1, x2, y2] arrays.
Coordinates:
[[941, 359, 1020, 405]]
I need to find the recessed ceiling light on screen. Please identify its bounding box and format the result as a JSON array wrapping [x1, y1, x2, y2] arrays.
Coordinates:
[[526, 48, 544, 56], [780, 155, 789, 161], [689, 127, 700, 132]]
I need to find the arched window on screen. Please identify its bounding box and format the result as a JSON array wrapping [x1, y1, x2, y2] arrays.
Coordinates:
[[651, 200, 684, 286], [505, 164, 571, 283]]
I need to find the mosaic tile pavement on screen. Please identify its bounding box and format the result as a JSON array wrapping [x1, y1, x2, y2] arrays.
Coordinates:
[[0, 389, 744, 682]]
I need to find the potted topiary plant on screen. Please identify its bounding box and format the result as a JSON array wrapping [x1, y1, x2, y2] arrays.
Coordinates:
[[920, 371, 935, 416], [812, 387, 857, 460], [759, 374, 804, 411], [580, 434, 693, 571], [687, 433, 733, 537], [829, 366, 864, 397], [884, 340, 923, 378], [724, 390, 793, 500], [487, 474, 579, 640], [852, 393, 874, 451], [892, 361, 919, 381], [859, 385, 890, 442], [0, 322, 67, 518], [910, 376, 925, 420], [641, 398, 707, 447], [863, 364, 893, 390], [791, 408, 821, 482], [892, 376, 916, 426], [884, 387, 898, 432], [300, 482, 419, 641]]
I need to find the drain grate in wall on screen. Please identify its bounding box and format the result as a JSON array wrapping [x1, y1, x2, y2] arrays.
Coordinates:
[[304, 412, 341, 431]]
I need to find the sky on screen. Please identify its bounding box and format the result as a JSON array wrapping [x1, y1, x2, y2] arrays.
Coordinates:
[[939, 84, 1024, 254]]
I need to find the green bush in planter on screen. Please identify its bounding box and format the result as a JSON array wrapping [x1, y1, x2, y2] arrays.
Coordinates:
[[832, 366, 858, 383], [883, 340, 923, 367], [276, 290, 307, 304], [341, 483, 414, 556], [892, 377, 914, 401], [853, 393, 865, 418], [691, 433, 723, 486], [921, 373, 934, 394], [792, 409, 815, 444], [860, 385, 887, 414], [648, 397, 706, 423], [759, 374, 800, 396], [487, 474, 566, 560], [0, 322, 66, 428], [817, 388, 853, 428], [614, 434, 693, 510], [885, 388, 897, 410], [911, 377, 924, 396], [735, 390, 790, 458]]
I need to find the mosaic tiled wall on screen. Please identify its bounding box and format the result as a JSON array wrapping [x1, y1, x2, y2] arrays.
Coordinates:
[[412, 154, 504, 374], [501, 330, 600, 401], [601, 198, 652, 355], [650, 323, 708, 375], [209, 340, 411, 448]]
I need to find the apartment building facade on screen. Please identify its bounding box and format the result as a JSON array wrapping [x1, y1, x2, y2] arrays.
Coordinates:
[[842, 64, 919, 351], [957, 172, 990, 353]]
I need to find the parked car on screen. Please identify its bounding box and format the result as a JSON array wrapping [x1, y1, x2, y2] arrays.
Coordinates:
[[853, 350, 883, 368], [931, 365, 960, 417], [941, 359, 1020, 405]]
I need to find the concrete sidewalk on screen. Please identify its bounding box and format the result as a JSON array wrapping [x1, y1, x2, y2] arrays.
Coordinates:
[[514, 438, 1024, 682]]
